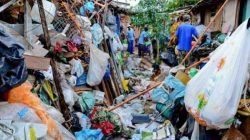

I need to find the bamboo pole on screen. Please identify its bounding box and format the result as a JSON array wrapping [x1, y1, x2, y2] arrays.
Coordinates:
[[185, 57, 209, 71], [107, 82, 162, 112], [180, 0, 230, 65]]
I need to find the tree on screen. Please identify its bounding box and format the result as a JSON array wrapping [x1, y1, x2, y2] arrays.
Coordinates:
[[130, 0, 199, 39]]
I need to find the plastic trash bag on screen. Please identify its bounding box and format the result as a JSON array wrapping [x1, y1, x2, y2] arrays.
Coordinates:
[[106, 11, 116, 25], [185, 20, 250, 129], [31, 0, 56, 24], [42, 103, 65, 124], [0, 26, 28, 94], [0, 102, 75, 140], [87, 45, 110, 86], [76, 15, 91, 30], [78, 92, 96, 113], [0, 102, 41, 123], [151, 75, 185, 104], [76, 73, 87, 86], [6, 83, 62, 139], [91, 24, 104, 47], [84, 1, 95, 12], [69, 59, 84, 78], [75, 112, 91, 130], [75, 129, 103, 140], [160, 48, 178, 67], [60, 80, 79, 110], [0, 120, 48, 140], [111, 34, 123, 53]]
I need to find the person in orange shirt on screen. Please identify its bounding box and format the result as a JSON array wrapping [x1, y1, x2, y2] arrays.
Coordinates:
[[168, 16, 183, 47]]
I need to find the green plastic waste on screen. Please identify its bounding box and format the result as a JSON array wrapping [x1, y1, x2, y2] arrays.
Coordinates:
[[188, 68, 198, 78], [79, 92, 96, 112]]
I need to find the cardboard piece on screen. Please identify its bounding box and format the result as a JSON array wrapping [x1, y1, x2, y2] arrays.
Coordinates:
[[24, 55, 51, 71]]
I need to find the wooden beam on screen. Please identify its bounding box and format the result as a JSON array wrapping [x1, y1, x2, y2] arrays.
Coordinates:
[[107, 82, 162, 112], [37, 0, 51, 49]]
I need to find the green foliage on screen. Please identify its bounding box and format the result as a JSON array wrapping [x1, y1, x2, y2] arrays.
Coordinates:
[[130, 0, 199, 39]]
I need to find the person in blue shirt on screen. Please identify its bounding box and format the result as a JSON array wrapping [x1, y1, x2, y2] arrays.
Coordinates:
[[127, 25, 135, 54], [176, 14, 198, 64], [138, 27, 149, 57]]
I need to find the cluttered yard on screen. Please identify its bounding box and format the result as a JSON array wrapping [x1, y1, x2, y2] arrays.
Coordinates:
[[0, 0, 250, 140]]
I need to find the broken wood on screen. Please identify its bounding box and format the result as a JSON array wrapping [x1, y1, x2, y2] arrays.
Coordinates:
[[107, 82, 162, 112]]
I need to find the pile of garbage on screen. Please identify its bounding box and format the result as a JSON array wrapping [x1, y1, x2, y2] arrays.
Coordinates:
[[0, 0, 250, 140]]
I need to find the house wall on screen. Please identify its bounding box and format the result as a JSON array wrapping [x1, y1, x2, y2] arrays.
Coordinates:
[[204, 8, 223, 32], [222, 0, 240, 33]]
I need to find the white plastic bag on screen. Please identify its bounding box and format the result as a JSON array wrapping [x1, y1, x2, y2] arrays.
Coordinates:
[[87, 46, 110, 86], [60, 80, 79, 110], [184, 20, 250, 129], [76, 15, 91, 30], [31, 0, 56, 24], [69, 59, 84, 77]]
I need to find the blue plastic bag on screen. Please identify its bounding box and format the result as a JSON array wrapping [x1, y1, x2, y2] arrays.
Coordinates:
[[75, 129, 103, 140], [84, 1, 95, 12], [76, 73, 87, 86], [151, 75, 185, 104]]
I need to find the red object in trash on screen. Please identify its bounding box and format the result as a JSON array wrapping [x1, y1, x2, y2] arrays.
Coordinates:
[[53, 42, 63, 53], [92, 121, 114, 135], [66, 41, 78, 52]]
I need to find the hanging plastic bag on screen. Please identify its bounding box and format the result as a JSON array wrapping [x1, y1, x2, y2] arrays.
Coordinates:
[[87, 46, 110, 86], [106, 11, 116, 25], [185, 20, 250, 129], [111, 34, 123, 53], [76, 15, 91, 30], [91, 24, 104, 47]]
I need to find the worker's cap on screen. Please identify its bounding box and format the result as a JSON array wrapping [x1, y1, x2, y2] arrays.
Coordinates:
[[183, 14, 191, 21]]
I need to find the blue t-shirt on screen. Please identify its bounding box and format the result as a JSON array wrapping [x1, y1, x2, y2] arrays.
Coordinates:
[[139, 31, 149, 45], [127, 29, 135, 41], [176, 23, 198, 51]]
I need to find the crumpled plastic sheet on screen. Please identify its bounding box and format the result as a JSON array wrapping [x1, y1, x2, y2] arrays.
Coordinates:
[[0, 25, 28, 93], [0, 120, 48, 140], [78, 92, 96, 113], [6, 83, 62, 139], [151, 75, 185, 104], [75, 129, 103, 140]]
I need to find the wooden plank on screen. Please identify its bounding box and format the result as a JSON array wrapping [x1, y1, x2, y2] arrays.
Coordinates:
[[24, 55, 50, 71]]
